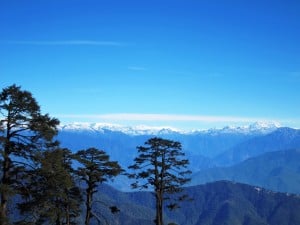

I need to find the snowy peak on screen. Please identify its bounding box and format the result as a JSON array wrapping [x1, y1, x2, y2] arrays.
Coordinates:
[[212, 121, 281, 135], [58, 122, 281, 136], [59, 122, 181, 135], [248, 121, 281, 130]]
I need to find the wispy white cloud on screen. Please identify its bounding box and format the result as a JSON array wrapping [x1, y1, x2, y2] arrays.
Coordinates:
[[1, 40, 123, 46], [56, 113, 271, 123], [128, 66, 147, 71], [207, 72, 224, 78], [54, 113, 300, 130]]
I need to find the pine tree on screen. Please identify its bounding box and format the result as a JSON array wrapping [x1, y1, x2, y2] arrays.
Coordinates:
[[0, 84, 59, 224], [74, 147, 122, 225], [128, 137, 192, 225], [17, 148, 82, 225]]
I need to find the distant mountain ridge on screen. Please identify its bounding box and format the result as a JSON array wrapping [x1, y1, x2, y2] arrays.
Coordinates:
[[88, 181, 300, 225], [56, 122, 300, 193], [57, 122, 281, 170], [58, 121, 280, 136], [57, 123, 300, 170], [45, 123, 300, 224], [192, 149, 300, 194], [214, 127, 300, 166], [12, 181, 300, 224]]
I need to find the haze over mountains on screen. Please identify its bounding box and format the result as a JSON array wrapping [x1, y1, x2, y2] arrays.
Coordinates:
[[53, 119, 300, 223], [88, 181, 300, 225], [56, 121, 300, 194], [59, 121, 280, 136], [191, 149, 300, 194], [57, 122, 280, 169], [10, 121, 300, 224]]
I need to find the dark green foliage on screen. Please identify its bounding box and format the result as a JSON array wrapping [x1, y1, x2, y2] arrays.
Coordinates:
[[74, 147, 123, 225], [17, 148, 82, 225], [128, 137, 191, 225], [0, 84, 59, 224]]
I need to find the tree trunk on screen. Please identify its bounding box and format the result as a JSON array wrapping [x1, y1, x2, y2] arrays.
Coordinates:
[[0, 180, 8, 225], [0, 121, 11, 225], [55, 200, 62, 225], [56, 217, 61, 225], [155, 191, 163, 225], [65, 204, 70, 225], [85, 185, 93, 225], [0, 148, 11, 225]]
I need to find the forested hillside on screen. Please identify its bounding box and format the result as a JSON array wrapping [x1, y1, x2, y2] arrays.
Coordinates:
[[87, 181, 300, 225]]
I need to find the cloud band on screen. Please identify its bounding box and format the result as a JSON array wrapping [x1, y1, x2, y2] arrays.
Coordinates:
[[1, 40, 123, 46], [56, 113, 271, 123]]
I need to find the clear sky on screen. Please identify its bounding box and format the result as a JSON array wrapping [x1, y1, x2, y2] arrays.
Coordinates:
[[1, 0, 299, 130]]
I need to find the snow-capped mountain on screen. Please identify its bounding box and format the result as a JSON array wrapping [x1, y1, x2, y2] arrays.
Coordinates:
[[56, 121, 300, 184], [58, 121, 281, 136], [59, 122, 182, 135], [202, 121, 281, 135], [56, 121, 299, 192]]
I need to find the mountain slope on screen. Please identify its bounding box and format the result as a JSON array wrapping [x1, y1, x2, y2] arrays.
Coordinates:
[[214, 127, 300, 166], [90, 181, 300, 225], [57, 122, 278, 169], [56, 124, 300, 192], [192, 149, 300, 194]]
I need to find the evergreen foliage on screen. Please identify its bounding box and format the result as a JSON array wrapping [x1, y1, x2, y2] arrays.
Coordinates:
[[128, 137, 192, 225], [2, 84, 300, 225], [0, 84, 59, 224], [16, 148, 82, 225], [74, 147, 123, 225]]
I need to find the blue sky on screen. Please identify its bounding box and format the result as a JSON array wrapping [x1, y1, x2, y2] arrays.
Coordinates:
[[1, 0, 299, 130]]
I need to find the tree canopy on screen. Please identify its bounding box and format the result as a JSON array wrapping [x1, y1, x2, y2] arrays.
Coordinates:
[[74, 147, 123, 225], [128, 137, 192, 225], [17, 148, 82, 225], [0, 84, 59, 224]]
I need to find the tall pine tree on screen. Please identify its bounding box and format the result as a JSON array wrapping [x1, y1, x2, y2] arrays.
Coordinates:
[[0, 84, 59, 224], [74, 147, 122, 225], [128, 137, 192, 225]]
